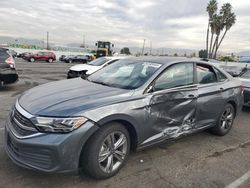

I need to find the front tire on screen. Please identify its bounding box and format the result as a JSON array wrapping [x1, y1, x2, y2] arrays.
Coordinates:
[[48, 58, 53, 63], [81, 123, 130, 179], [210, 103, 235, 136], [29, 58, 35, 62]]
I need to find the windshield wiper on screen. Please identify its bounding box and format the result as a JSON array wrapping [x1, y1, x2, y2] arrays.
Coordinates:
[[91, 80, 110, 86]]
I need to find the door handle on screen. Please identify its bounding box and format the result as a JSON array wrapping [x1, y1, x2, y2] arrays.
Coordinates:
[[220, 87, 224, 92], [187, 94, 198, 99]]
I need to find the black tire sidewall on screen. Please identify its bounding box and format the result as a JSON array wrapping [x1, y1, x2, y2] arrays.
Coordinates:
[[81, 123, 130, 179], [213, 103, 235, 136]]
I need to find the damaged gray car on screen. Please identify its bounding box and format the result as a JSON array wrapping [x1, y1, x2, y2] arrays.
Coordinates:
[[4, 57, 243, 179]]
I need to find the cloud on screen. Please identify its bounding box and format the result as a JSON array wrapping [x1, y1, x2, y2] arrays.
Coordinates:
[[0, 0, 249, 52]]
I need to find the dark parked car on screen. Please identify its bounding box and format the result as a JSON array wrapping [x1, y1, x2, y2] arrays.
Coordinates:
[[64, 55, 88, 63], [59, 55, 66, 61], [0, 48, 18, 85], [4, 57, 243, 179], [7, 49, 18, 58], [17, 52, 33, 58], [239, 68, 250, 107], [25, 52, 56, 63]]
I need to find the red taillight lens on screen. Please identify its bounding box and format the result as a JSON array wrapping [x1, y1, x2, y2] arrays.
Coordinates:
[[5, 56, 15, 65]]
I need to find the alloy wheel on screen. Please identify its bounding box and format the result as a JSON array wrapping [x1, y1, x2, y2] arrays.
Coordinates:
[[98, 131, 128, 173], [220, 106, 234, 130]]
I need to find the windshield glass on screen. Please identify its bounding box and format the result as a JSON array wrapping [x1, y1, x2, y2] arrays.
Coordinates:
[[87, 57, 109, 66], [88, 59, 162, 89], [241, 69, 250, 78]]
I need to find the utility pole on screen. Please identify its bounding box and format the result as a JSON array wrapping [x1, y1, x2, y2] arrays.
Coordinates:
[[141, 39, 146, 56], [150, 41, 152, 55], [46, 31, 49, 50]]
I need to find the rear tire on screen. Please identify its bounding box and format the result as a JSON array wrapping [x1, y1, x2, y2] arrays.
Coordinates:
[[81, 122, 130, 179], [210, 103, 235, 136], [48, 58, 53, 63]]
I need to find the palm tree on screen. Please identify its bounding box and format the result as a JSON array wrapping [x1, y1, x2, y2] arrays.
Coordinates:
[[209, 15, 218, 58], [213, 4, 236, 58], [206, 0, 218, 58], [211, 15, 224, 58]]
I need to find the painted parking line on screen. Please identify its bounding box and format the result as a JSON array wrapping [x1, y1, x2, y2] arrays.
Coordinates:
[[226, 170, 250, 188], [0, 127, 5, 131]]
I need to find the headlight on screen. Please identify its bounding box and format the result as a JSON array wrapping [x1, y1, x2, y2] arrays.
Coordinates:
[[31, 117, 88, 133]]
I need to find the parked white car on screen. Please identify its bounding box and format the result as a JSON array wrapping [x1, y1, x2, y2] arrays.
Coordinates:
[[238, 68, 250, 107], [67, 56, 126, 78]]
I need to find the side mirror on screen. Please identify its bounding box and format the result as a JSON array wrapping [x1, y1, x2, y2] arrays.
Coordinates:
[[95, 43, 97, 46], [112, 44, 114, 47]]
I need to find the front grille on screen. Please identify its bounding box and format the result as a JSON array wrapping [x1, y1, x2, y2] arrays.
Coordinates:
[[68, 70, 87, 77], [7, 134, 53, 169], [244, 89, 250, 103], [10, 108, 38, 137]]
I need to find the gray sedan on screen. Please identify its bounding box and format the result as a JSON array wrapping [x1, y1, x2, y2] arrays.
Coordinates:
[[4, 57, 243, 179]]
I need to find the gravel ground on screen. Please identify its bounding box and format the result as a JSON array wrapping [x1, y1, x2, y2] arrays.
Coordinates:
[[0, 59, 250, 188]]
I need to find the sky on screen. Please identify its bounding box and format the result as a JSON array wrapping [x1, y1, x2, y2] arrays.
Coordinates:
[[0, 0, 249, 52]]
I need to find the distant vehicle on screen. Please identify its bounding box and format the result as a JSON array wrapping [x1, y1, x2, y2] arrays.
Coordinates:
[[17, 52, 33, 58], [239, 69, 250, 107], [25, 52, 56, 63], [221, 65, 246, 77], [64, 55, 88, 63], [7, 49, 17, 58], [0, 48, 18, 86], [96, 41, 114, 58], [59, 55, 66, 61], [67, 56, 125, 79]]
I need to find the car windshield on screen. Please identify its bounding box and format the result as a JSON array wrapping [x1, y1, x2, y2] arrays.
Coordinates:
[[241, 69, 250, 78], [87, 59, 162, 89], [87, 57, 109, 66]]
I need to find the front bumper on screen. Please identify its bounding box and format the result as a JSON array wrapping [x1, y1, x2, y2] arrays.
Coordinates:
[[243, 87, 250, 107], [67, 70, 88, 79], [4, 114, 99, 173]]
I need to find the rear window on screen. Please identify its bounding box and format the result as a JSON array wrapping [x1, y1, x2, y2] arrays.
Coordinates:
[[0, 49, 9, 62]]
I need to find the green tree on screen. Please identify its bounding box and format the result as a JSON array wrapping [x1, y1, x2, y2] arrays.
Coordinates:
[[174, 53, 178, 57], [120, 47, 131, 55]]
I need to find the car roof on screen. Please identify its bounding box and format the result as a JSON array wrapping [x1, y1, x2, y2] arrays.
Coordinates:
[[123, 56, 208, 65]]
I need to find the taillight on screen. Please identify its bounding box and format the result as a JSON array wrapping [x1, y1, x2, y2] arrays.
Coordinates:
[[5, 56, 15, 68]]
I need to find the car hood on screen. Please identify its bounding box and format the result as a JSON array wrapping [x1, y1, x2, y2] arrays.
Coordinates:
[[18, 78, 134, 117], [70, 64, 101, 74], [239, 77, 250, 87]]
